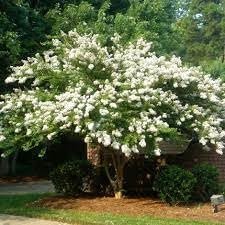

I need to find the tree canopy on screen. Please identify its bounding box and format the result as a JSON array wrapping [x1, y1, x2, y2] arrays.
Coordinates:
[[1, 31, 225, 158]]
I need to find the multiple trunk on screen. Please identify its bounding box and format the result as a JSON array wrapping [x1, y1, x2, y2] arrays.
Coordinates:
[[104, 150, 129, 199], [87, 144, 129, 199]]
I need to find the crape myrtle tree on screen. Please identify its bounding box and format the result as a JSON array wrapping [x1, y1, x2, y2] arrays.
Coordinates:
[[1, 31, 225, 198]]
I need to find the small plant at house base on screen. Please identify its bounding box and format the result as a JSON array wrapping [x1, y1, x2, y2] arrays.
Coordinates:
[[192, 163, 220, 202], [153, 165, 196, 204], [50, 160, 95, 196]]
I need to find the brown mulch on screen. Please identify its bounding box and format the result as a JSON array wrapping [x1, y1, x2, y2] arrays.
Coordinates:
[[36, 196, 225, 223], [0, 176, 45, 184]]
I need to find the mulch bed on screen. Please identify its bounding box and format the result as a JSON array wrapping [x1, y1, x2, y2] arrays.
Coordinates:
[[0, 176, 45, 184], [36, 196, 225, 223]]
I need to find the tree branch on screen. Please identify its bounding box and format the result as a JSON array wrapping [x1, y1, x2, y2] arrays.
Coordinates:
[[104, 162, 115, 188]]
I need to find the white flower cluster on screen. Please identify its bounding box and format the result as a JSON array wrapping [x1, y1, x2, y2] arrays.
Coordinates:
[[0, 135, 5, 142], [1, 30, 225, 157]]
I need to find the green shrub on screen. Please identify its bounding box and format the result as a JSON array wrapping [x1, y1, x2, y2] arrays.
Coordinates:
[[153, 165, 196, 204], [50, 160, 95, 196], [192, 163, 220, 202]]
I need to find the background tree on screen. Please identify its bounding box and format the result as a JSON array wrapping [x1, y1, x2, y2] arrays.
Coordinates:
[[179, 0, 225, 65], [46, 0, 181, 54], [0, 0, 50, 93]]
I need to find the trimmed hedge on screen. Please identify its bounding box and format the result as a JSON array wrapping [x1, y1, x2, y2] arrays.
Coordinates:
[[50, 160, 95, 196], [192, 163, 220, 201], [153, 165, 196, 204]]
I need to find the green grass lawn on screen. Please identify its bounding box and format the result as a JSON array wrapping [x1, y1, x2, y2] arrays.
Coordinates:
[[0, 194, 222, 225]]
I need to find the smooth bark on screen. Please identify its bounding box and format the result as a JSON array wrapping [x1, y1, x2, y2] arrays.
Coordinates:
[[104, 150, 129, 199]]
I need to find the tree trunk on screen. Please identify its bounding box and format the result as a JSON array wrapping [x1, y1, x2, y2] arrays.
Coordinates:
[[104, 150, 129, 199], [115, 191, 123, 199], [222, 42, 225, 63], [0, 157, 9, 176], [11, 151, 18, 175]]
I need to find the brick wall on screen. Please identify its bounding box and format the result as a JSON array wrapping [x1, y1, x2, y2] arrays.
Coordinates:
[[168, 143, 225, 183], [86, 142, 225, 183], [86, 144, 102, 166]]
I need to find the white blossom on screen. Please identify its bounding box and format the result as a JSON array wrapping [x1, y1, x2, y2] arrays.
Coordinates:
[[47, 132, 56, 140], [139, 139, 146, 148], [87, 122, 95, 131], [112, 141, 120, 150], [75, 126, 81, 133], [102, 134, 111, 147], [0, 135, 6, 142], [5, 77, 16, 83], [99, 108, 109, 116], [88, 64, 95, 70], [154, 148, 161, 156], [42, 125, 48, 131], [26, 129, 32, 136], [84, 136, 92, 143], [121, 144, 131, 156], [15, 128, 21, 133]]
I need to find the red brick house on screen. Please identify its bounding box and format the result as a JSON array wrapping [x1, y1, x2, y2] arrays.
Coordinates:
[[168, 143, 225, 183], [87, 142, 225, 183]]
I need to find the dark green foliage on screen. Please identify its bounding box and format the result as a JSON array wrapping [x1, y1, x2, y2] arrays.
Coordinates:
[[192, 163, 220, 202], [153, 165, 196, 204], [0, 0, 50, 93], [0, 13, 20, 92], [50, 160, 95, 196], [179, 0, 225, 65], [46, 0, 181, 54], [45, 2, 98, 35], [121, 0, 180, 54]]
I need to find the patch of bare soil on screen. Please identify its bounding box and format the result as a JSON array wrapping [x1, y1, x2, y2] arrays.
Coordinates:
[[37, 196, 225, 223], [0, 176, 45, 184]]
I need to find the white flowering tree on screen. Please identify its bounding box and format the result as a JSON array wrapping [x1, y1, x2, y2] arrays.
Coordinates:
[[1, 30, 225, 198]]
